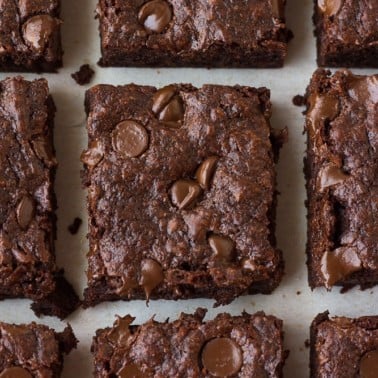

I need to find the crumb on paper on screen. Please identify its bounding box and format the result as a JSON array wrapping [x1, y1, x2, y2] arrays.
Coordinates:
[[304, 339, 310, 348], [296, 291, 301, 295], [68, 217, 83, 235], [71, 64, 95, 86], [292, 94, 305, 106]]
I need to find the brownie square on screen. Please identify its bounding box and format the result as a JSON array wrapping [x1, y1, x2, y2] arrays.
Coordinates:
[[0, 77, 79, 318], [314, 0, 378, 67], [82, 83, 283, 307], [305, 69, 378, 290], [92, 309, 286, 377], [0, 321, 77, 377], [96, 0, 291, 67], [310, 312, 378, 378], [0, 0, 62, 72]]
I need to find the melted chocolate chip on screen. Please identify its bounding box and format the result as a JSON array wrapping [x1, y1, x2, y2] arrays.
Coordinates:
[[321, 247, 362, 288], [0, 367, 32, 378], [140, 259, 163, 300], [16, 195, 35, 230], [347, 74, 378, 104], [318, 164, 349, 191], [109, 315, 134, 345], [360, 349, 378, 378], [152, 86, 184, 126], [208, 234, 235, 265], [201, 337, 243, 377], [118, 363, 144, 378], [317, 0, 342, 16], [170, 180, 202, 210], [138, 0, 172, 33], [195, 157, 218, 189], [22, 15, 58, 53], [112, 121, 149, 158], [308, 94, 339, 136], [81, 140, 104, 167]]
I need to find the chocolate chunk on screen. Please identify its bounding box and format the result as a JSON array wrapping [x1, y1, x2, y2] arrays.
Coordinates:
[[317, 0, 342, 16], [195, 157, 218, 189], [109, 316, 133, 345], [22, 15, 59, 53], [318, 164, 349, 190], [71, 64, 95, 86], [140, 259, 163, 300], [0, 367, 32, 378], [138, 0, 172, 33], [170, 180, 202, 210], [208, 234, 235, 265], [118, 363, 144, 378], [16, 195, 35, 230], [308, 94, 339, 133], [321, 247, 362, 288], [81, 140, 104, 168], [360, 349, 378, 378], [68, 217, 82, 235], [201, 337, 243, 377], [152, 86, 184, 126], [112, 121, 149, 158]]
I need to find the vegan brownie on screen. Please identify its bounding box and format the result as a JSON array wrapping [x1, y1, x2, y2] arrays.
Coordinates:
[[304, 69, 378, 290], [82, 83, 284, 307], [0, 0, 62, 72], [0, 321, 77, 377], [92, 308, 286, 377], [310, 312, 378, 378], [96, 0, 292, 67], [0, 77, 79, 318], [314, 0, 378, 67]]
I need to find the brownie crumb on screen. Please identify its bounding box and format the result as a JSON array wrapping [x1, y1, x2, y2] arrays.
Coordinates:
[[68, 217, 82, 235], [292, 94, 305, 106], [71, 64, 94, 85], [296, 291, 301, 295], [304, 339, 310, 348]]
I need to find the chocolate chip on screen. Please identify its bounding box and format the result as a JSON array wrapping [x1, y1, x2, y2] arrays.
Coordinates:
[[360, 349, 378, 378], [208, 234, 235, 265], [109, 315, 134, 345], [112, 121, 149, 158], [318, 164, 349, 191], [317, 0, 342, 16], [138, 0, 172, 33], [195, 157, 218, 189], [152, 86, 184, 126], [0, 367, 32, 378], [170, 180, 202, 210], [321, 247, 362, 288], [201, 337, 243, 377], [16, 195, 35, 230], [22, 15, 59, 53], [140, 259, 163, 301], [81, 140, 104, 167]]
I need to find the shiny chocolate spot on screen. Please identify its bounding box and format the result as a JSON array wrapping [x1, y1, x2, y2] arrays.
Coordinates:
[[0, 367, 32, 378], [201, 338, 243, 377], [138, 0, 172, 33], [321, 247, 361, 288], [347, 74, 378, 104], [118, 363, 144, 378], [308, 94, 339, 134], [140, 259, 163, 301], [16, 195, 35, 230], [317, 0, 342, 16], [360, 349, 378, 378], [152, 86, 184, 126], [81, 140, 104, 167], [242, 258, 257, 271], [23, 15, 58, 53], [195, 157, 218, 189], [170, 180, 202, 210], [112, 121, 149, 158], [109, 315, 133, 345], [208, 234, 235, 265], [318, 164, 349, 191]]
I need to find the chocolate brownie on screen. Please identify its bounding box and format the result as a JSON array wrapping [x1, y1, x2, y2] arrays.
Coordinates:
[[81, 83, 283, 307], [92, 308, 286, 377], [314, 0, 378, 67], [0, 321, 77, 377], [0, 77, 79, 318], [96, 0, 292, 67], [304, 69, 378, 290], [310, 312, 378, 378]]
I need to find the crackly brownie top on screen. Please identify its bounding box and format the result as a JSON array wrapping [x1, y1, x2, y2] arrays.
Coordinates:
[[316, 0, 378, 46], [97, 0, 288, 51], [306, 69, 378, 287], [82, 84, 280, 304], [0, 78, 56, 275], [0, 322, 77, 377], [313, 313, 378, 377], [92, 309, 285, 377]]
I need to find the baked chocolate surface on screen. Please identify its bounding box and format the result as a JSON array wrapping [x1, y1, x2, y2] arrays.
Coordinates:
[[82, 83, 283, 307], [96, 0, 291, 68], [0, 321, 77, 377], [0, 77, 79, 318], [314, 0, 378, 67], [92, 309, 286, 377], [305, 69, 378, 290], [310, 312, 378, 378]]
